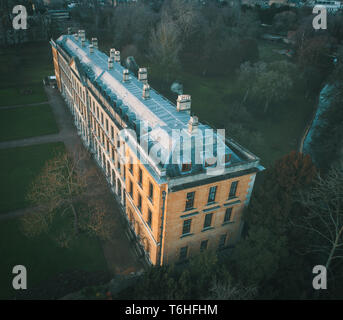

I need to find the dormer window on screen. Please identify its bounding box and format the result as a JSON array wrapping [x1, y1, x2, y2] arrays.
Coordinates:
[[205, 157, 217, 167], [224, 153, 232, 163], [182, 163, 192, 172]]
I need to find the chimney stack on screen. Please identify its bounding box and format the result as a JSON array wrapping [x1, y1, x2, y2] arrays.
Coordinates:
[[138, 68, 148, 84], [114, 50, 120, 63], [89, 44, 94, 54], [78, 29, 85, 41], [142, 84, 150, 99], [92, 38, 98, 49], [188, 116, 199, 135], [177, 95, 191, 114], [123, 69, 129, 82], [110, 48, 116, 60], [108, 58, 114, 70]]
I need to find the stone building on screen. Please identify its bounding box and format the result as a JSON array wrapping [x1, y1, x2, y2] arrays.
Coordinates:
[[50, 30, 264, 266]]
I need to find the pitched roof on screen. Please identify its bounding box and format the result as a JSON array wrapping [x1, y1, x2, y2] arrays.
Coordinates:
[[56, 34, 247, 178]]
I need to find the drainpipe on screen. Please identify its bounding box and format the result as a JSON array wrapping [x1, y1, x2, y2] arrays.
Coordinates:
[[85, 91, 93, 151], [157, 190, 166, 266]]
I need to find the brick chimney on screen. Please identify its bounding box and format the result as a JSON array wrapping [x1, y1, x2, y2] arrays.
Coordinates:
[[177, 95, 191, 114], [143, 84, 150, 99], [123, 69, 129, 82], [138, 68, 148, 84], [188, 116, 198, 134], [92, 38, 98, 49], [108, 58, 114, 70]]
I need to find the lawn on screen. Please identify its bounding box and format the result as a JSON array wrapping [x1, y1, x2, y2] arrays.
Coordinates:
[[0, 42, 53, 106], [0, 42, 54, 87], [0, 104, 59, 142], [0, 217, 108, 299], [0, 142, 65, 214], [0, 83, 47, 107]]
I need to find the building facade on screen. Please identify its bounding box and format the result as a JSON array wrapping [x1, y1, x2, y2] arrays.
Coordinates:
[[51, 30, 264, 266]]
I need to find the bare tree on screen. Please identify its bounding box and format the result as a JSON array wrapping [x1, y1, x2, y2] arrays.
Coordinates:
[[148, 17, 182, 82], [296, 162, 343, 274], [79, 197, 117, 242], [162, 0, 201, 40], [107, 2, 157, 54], [21, 147, 117, 247], [238, 61, 267, 102], [80, 165, 118, 241], [256, 69, 293, 113], [207, 277, 257, 300], [238, 61, 293, 112]]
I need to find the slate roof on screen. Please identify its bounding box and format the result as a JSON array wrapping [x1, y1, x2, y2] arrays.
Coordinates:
[[56, 34, 248, 178]]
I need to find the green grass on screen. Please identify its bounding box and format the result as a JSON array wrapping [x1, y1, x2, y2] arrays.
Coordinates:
[[258, 40, 289, 63], [0, 83, 47, 107], [0, 104, 59, 142], [0, 42, 53, 106], [0, 217, 108, 299], [0, 42, 54, 87], [0, 142, 65, 214]]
